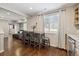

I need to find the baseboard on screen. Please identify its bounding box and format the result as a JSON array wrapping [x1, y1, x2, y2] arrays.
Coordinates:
[[55, 47, 67, 52], [0, 50, 4, 53], [50, 46, 67, 52]]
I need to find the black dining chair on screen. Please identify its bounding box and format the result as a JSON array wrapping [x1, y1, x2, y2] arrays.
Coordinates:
[[29, 32, 35, 47], [22, 31, 30, 45], [41, 33, 50, 48], [33, 33, 41, 49]]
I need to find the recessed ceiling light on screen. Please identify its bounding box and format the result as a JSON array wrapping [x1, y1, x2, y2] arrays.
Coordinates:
[[29, 7, 32, 10], [7, 12, 10, 15]]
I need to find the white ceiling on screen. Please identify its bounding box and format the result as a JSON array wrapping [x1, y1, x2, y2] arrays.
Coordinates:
[[0, 3, 75, 21], [0, 3, 68, 16], [0, 7, 25, 21]]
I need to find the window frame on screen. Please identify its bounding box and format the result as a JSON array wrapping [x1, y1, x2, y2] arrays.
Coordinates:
[[43, 13, 59, 33]]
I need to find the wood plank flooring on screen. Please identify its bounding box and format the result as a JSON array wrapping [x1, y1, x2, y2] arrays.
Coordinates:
[[0, 39, 67, 56]]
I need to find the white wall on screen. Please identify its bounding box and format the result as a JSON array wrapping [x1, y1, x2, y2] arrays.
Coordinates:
[[0, 19, 9, 36], [27, 16, 44, 33], [0, 33, 4, 53], [65, 6, 77, 34], [0, 19, 9, 52]]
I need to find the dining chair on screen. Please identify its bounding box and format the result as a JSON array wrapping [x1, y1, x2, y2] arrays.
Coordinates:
[[33, 33, 41, 49], [22, 31, 30, 45], [29, 32, 35, 47], [41, 33, 50, 48]]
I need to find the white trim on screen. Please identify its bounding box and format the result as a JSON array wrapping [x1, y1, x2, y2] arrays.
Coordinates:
[[0, 50, 4, 53], [0, 4, 27, 17]]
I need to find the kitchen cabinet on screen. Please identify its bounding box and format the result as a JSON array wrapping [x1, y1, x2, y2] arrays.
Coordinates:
[[67, 34, 79, 56], [74, 5, 79, 25]]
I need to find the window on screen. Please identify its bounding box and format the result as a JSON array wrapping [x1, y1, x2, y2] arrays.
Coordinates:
[[19, 22, 27, 31], [19, 23, 23, 30], [44, 13, 59, 33], [19, 19, 27, 31], [23, 23, 27, 30]]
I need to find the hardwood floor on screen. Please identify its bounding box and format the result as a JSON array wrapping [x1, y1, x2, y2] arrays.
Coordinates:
[[0, 39, 67, 56]]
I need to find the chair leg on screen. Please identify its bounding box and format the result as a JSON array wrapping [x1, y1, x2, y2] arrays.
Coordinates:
[[34, 43, 35, 49], [29, 40, 31, 47], [49, 41, 50, 47], [39, 44, 40, 50]]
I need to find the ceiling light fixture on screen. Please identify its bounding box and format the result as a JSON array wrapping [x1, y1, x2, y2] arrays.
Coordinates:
[[30, 7, 32, 10], [7, 12, 10, 15]]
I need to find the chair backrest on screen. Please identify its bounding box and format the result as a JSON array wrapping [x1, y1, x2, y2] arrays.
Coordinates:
[[41, 33, 45, 39], [29, 32, 34, 40], [34, 33, 39, 37], [22, 31, 29, 40], [34, 33, 42, 42], [18, 30, 24, 39]]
